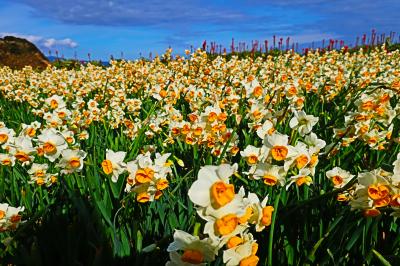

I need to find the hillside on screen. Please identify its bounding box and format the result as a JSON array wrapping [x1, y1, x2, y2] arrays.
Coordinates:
[[0, 36, 50, 70]]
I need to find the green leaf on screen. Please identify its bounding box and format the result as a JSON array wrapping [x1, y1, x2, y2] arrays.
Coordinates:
[[372, 249, 392, 266]]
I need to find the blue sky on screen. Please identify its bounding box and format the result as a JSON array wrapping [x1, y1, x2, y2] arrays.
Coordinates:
[[0, 0, 399, 60]]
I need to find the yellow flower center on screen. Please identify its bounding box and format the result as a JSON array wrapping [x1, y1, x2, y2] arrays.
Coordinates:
[[363, 208, 381, 217], [238, 207, 254, 224], [367, 184, 390, 200], [0, 133, 8, 144], [154, 190, 163, 200], [37, 147, 44, 157], [218, 113, 227, 121], [252, 110, 263, 120], [295, 154, 309, 169], [287, 86, 297, 96], [35, 170, 45, 177], [188, 114, 198, 122], [210, 181, 235, 209], [51, 175, 57, 183], [359, 125, 369, 134], [208, 112, 218, 122], [0, 210, 5, 219], [214, 214, 238, 236], [36, 177, 45, 186], [69, 157, 81, 168], [181, 249, 204, 264], [10, 214, 21, 223], [135, 167, 155, 184], [361, 101, 375, 111], [185, 136, 194, 145], [27, 128, 36, 137], [231, 146, 240, 155], [194, 127, 203, 136], [43, 142, 57, 155], [247, 155, 258, 165], [239, 255, 259, 266], [267, 127, 275, 135], [159, 89, 167, 98], [374, 196, 391, 207], [2, 158, 11, 166], [263, 174, 278, 186], [226, 236, 243, 249], [309, 154, 318, 167], [182, 125, 190, 135], [252, 86, 263, 97], [270, 146, 288, 161], [102, 159, 113, 174], [261, 206, 274, 226], [337, 194, 348, 201], [331, 175, 343, 186], [156, 178, 169, 190], [137, 192, 150, 203], [58, 112, 66, 119], [296, 176, 312, 187], [50, 99, 58, 109], [15, 152, 30, 162]]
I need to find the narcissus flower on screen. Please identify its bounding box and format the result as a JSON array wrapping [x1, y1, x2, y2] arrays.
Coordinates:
[[0, 126, 15, 146], [188, 164, 238, 209], [251, 163, 286, 187], [0, 153, 15, 166], [240, 146, 263, 165], [223, 233, 259, 266], [124, 152, 172, 202], [20, 122, 41, 138], [0, 203, 24, 232], [286, 168, 313, 189], [304, 133, 326, 154], [200, 192, 249, 242], [45, 95, 66, 110], [27, 163, 49, 186], [283, 142, 310, 171], [37, 128, 68, 162], [11, 136, 36, 166], [350, 169, 392, 211], [326, 167, 354, 188], [166, 230, 217, 265], [102, 149, 127, 182], [289, 110, 318, 136], [243, 193, 274, 232], [57, 149, 87, 174], [264, 133, 294, 162], [256, 120, 275, 140]]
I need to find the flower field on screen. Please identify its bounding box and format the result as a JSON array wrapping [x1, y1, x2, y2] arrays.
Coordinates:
[[0, 45, 400, 265]]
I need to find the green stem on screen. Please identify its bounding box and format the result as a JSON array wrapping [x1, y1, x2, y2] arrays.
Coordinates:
[[268, 190, 281, 266]]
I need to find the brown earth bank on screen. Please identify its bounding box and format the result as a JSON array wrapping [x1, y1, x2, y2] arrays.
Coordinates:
[[0, 36, 50, 70]]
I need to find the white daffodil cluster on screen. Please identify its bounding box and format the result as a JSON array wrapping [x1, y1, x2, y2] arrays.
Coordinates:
[[101, 150, 172, 202], [0, 47, 397, 157], [323, 153, 400, 217], [166, 164, 274, 266], [332, 87, 398, 151], [0, 121, 86, 187], [241, 126, 326, 190], [0, 203, 24, 232]]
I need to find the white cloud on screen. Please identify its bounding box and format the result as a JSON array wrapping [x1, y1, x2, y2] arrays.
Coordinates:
[[0, 32, 78, 49], [43, 38, 77, 48]]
